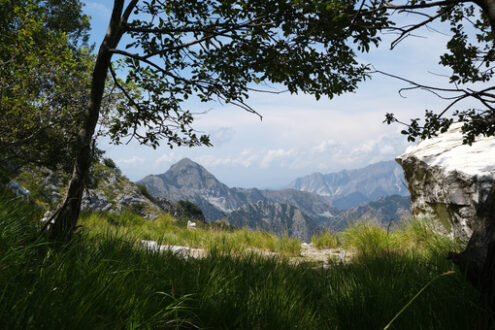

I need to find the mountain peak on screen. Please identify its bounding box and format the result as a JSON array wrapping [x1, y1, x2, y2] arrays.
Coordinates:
[[170, 157, 200, 169]]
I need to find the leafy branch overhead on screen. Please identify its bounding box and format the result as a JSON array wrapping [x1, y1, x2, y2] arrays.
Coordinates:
[[104, 0, 390, 148], [98, 0, 495, 147], [376, 0, 495, 143]]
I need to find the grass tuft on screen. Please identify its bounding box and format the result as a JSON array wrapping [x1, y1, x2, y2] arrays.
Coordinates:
[[311, 231, 339, 249], [0, 192, 492, 329]]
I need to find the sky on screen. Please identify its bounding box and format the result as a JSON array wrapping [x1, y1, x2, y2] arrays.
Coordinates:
[[82, 1, 480, 189]]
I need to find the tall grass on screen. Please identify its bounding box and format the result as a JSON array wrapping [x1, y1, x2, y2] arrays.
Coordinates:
[[311, 231, 339, 249], [79, 211, 302, 256], [342, 219, 463, 259], [1, 193, 493, 329]]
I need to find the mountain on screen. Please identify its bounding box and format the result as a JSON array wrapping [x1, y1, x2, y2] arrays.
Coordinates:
[[258, 189, 337, 224], [7, 161, 206, 223], [138, 158, 411, 239], [287, 160, 408, 209], [227, 201, 318, 242], [138, 158, 338, 223], [329, 195, 411, 231], [138, 158, 235, 219]]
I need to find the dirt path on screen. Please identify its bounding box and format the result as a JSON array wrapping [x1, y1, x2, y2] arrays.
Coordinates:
[[141, 239, 352, 266]]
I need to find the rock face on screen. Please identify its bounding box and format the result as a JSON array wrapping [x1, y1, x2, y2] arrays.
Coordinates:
[[138, 158, 338, 223], [396, 123, 495, 275], [227, 200, 318, 242], [7, 180, 30, 200], [288, 160, 409, 209], [139, 158, 412, 235], [330, 195, 411, 231]]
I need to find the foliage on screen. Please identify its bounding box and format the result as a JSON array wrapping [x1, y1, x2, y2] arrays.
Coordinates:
[[0, 0, 92, 174], [342, 219, 464, 259], [1, 193, 493, 329], [102, 157, 117, 169], [370, 0, 495, 143], [136, 183, 154, 201], [79, 211, 302, 256], [311, 230, 340, 249], [177, 200, 203, 219], [100, 0, 390, 149]]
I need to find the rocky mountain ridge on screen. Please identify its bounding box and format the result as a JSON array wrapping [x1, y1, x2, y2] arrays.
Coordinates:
[[7, 162, 206, 223], [138, 158, 411, 238], [227, 200, 319, 242], [329, 195, 411, 231], [288, 160, 409, 209]]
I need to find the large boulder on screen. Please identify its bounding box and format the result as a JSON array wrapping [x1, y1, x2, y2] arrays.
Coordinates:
[[396, 123, 495, 278]]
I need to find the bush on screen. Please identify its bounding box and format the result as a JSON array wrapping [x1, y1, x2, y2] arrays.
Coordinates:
[[102, 157, 117, 169], [178, 200, 204, 219], [342, 222, 393, 257], [311, 231, 339, 249], [137, 184, 154, 201]]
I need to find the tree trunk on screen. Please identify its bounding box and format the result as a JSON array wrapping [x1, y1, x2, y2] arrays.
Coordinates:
[[49, 0, 126, 240]]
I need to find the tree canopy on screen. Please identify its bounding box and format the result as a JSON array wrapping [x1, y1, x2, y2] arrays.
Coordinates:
[[372, 0, 494, 143], [102, 0, 495, 147], [48, 0, 393, 239], [0, 0, 92, 175]]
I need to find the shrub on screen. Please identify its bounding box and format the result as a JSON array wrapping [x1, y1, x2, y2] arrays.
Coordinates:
[[137, 184, 154, 201], [311, 231, 339, 249], [342, 221, 393, 257], [102, 157, 117, 169], [178, 200, 204, 220]]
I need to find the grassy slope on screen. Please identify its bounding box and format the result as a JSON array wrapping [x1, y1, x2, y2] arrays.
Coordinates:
[[79, 211, 302, 256], [1, 192, 493, 329]]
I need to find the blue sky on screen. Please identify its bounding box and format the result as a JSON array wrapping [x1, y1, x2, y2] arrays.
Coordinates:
[[83, 1, 478, 188]]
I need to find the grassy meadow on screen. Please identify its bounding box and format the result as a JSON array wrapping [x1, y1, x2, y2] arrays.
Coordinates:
[[1, 192, 493, 329]]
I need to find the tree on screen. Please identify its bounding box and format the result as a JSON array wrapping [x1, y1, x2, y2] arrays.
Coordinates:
[[50, 0, 389, 239], [0, 0, 92, 176], [49, 0, 495, 311], [376, 0, 495, 144]]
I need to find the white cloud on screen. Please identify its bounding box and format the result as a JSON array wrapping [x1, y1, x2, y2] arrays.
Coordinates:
[[155, 153, 178, 166], [209, 127, 235, 146], [116, 156, 144, 166], [260, 149, 295, 168], [312, 139, 338, 153]]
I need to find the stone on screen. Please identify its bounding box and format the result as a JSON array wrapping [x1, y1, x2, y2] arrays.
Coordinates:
[[396, 122, 495, 278], [140, 240, 205, 258], [81, 190, 110, 212], [7, 180, 30, 200], [41, 210, 55, 224], [43, 184, 61, 204]]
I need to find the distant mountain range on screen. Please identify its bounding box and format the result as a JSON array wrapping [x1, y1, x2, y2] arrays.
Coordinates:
[[138, 158, 410, 241], [329, 195, 411, 231], [288, 160, 409, 209], [228, 201, 319, 242]]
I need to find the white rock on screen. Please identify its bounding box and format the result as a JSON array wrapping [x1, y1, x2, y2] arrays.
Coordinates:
[[396, 123, 495, 275], [7, 181, 30, 200], [400, 123, 495, 178]]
